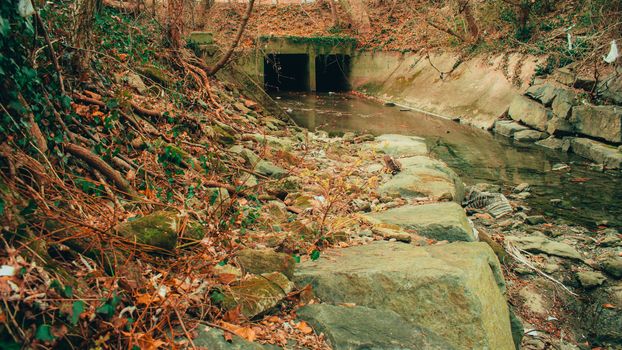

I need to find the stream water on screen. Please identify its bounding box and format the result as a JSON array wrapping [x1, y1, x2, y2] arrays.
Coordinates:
[[274, 92, 622, 230]]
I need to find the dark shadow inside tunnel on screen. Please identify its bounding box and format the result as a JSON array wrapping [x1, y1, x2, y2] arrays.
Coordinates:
[[316, 54, 350, 92], [264, 54, 309, 92]]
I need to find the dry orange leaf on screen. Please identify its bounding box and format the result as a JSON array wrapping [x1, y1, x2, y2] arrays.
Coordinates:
[[220, 321, 256, 342], [217, 273, 237, 285], [603, 303, 616, 309], [118, 53, 128, 61], [295, 321, 313, 334]]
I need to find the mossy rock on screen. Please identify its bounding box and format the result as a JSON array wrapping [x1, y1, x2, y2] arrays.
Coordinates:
[[116, 211, 180, 251], [136, 65, 172, 87], [223, 272, 294, 318], [235, 249, 296, 278], [212, 124, 236, 145]]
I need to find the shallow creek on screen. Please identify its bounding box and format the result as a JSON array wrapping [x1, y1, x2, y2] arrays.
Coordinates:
[[274, 92, 622, 230]]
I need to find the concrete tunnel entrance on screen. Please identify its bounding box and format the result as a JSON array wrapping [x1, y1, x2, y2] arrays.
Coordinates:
[[263, 53, 350, 92]]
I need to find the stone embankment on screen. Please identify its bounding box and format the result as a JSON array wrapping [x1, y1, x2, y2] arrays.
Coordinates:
[[179, 133, 520, 349], [493, 67, 622, 169]]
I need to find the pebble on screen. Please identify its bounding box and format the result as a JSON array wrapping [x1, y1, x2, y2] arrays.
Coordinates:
[[525, 215, 546, 225], [513, 183, 531, 193]]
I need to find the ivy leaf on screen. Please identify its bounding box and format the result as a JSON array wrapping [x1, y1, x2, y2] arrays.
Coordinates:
[[293, 255, 301, 263], [35, 324, 55, 342], [71, 301, 85, 325], [210, 290, 225, 304], [310, 250, 320, 261]]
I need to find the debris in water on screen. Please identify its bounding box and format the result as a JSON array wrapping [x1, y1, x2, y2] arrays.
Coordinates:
[[604, 40, 619, 63], [463, 188, 513, 218], [552, 163, 570, 171]]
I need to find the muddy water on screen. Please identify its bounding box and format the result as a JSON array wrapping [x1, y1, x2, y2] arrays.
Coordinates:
[[274, 92, 622, 230]]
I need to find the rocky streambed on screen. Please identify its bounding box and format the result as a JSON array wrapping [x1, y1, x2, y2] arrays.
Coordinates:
[[187, 127, 621, 349]]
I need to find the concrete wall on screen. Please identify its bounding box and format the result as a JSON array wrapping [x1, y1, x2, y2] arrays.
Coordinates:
[[350, 51, 543, 129], [236, 36, 356, 92]]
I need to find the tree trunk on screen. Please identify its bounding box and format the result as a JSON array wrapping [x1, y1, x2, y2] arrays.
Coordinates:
[[168, 0, 184, 49], [458, 0, 479, 42], [72, 0, 99, 74], [208, 0, 256, 76]]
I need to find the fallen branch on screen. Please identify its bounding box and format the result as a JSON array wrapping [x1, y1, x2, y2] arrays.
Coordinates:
[[425, 20, 465, 42], [34, 11, 65, 96], [130, 100, 163, 119], [64, 142, 139, 199], [102, 0, 141, 14]]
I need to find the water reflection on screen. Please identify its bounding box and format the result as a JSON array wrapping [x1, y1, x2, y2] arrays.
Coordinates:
[[275, 92, 622, 229]]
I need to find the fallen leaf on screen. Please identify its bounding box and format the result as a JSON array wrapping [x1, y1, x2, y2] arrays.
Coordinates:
[[570, 177, 591, 183], [295, 321, 313, 334], [603, 303, 616, 309], [217, 273, 237, 285]]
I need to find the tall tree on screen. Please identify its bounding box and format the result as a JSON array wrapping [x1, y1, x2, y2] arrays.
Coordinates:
[[458, 0, 479, 42], [72, 0, 99, 74], [168, 0, 184, 49]]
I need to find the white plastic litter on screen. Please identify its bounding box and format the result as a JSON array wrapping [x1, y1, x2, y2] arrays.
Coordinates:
[[604, 40, 619, 64], [0, 265, 16, 277], [18, 0, 35, 17]]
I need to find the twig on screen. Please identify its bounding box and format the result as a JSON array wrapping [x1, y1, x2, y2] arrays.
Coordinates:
[[33, 7, 65, 96]]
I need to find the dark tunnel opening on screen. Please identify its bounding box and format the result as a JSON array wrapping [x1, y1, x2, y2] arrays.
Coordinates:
[[264, 54, 309, 92], [315, 54, 350, 92]]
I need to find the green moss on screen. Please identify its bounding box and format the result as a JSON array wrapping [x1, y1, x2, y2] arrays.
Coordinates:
[[116, 211, 179, 251], [259, 35, 357, 51]]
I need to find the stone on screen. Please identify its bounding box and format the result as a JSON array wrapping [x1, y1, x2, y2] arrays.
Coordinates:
[[601, 256, 622, 279], [351, 198, 371, 212], [570, 138, 622, 169], [569, 105, 622, 143], [508, 307, 524, 350], [573, 284, 622, 343], [255, 161, 287, 179], [116, 211, 180, 251], [235, 249, 296, 278], [206, 188, 230, 215], [505, 236, 582, 261], [493, 120, 529, 137], [378, 156, 464, 203], [508, 95, 552, 131], [517, 285, 549, 317], [473, 182, 502, 193], [223, 272, 294, 318], [551, 88, 577, 119], [513, 183, 530, 193], [136, 64, 172, 87], [191, 327, 279, 350], [245, 133, 294, 151], [598, 71, 622, 105], [525, 83, 561, 106], [188, 31, 214, 45], [365, 202, 475, 242], [535, 136, 572, 151], [371, 134, 428, 157], [297, 304, 454, 350], [370, 224, 412, 243], [525, 215, 546, 225], [577, 271, 607, 288], [294, 242, 514, 350], [513, 129, 547, 142], [115, 72, 147, 93], [600, 234, 622, 247]]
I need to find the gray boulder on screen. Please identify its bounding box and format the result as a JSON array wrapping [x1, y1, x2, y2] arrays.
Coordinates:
[[525, 82, 561, 106], [513, 129, 547, 142], [294, 242, 515, 350], [569, 105, 622, 143], [297, 304, 455, 350], [494, 120, 529, 137], [508, 95, 552, 131], [535, 136, 572, 151], [365, 202, 475, 242], [570, 138, 622, 169], [378, 156, 465, 203], [372, 134, 428, 157], [505, 236, 582, 261]]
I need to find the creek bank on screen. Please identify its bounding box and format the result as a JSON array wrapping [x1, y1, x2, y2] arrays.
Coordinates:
[[493, 69, 622, 169], [216, 126, 622, 349]]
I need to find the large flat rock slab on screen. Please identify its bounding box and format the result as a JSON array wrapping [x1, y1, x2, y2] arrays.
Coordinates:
[[365, 202, 475, 242], [508, 95, 551, 132], [379, 156, 465, 202], [371, 134, 428, 157], [570, 105, 622, 143], [570, 138, 622, 169], [294, 242, 514, 350], [297, 304, 454, 350]]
